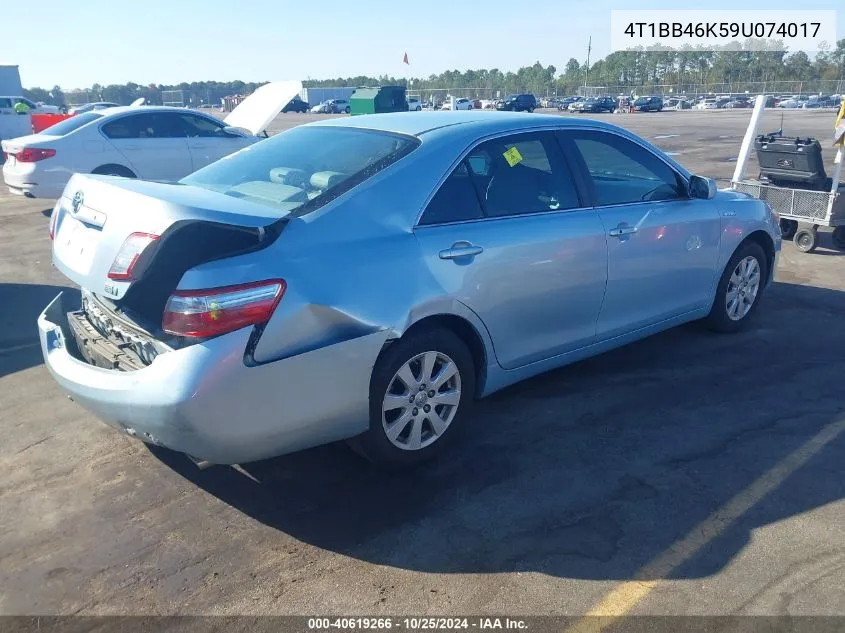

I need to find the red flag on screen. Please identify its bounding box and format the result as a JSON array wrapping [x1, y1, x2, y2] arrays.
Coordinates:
[[403, 52, 409, 65]]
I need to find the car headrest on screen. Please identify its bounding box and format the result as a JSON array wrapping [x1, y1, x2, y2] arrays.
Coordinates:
[[269, 167, 308, 187], [310, 171, 345, 190]]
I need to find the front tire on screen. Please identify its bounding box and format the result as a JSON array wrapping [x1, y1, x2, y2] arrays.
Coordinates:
[[705, 241, 767, 333], [351, 328, 476, 468]]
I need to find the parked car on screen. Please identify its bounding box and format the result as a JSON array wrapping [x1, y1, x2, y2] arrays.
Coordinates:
[[328, 99, 351, 114], [68, 102, 121, 115], [281, 96, 309, 113], [578, 97, 617, 113], [497, 94, 537, 112], [633, 96, 663, 112], [310, 100, 332, 114], [663, 98, 691, 111], [38, 112, 780, 469], [3, 81, 300, 199], [407, 98, 422, 111], [567, 100, 585, 112], [557, 96, 582, 111], [442, 97, 473, 111], [723, 99, 751, 109], [0, 96, 65, 115], [777, 99, 801, 109], [695, 99, 719, 110]]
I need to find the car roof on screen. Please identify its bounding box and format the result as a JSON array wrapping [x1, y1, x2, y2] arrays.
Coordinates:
[[304, 111, 632, 139], [90, 105, 212, 118]]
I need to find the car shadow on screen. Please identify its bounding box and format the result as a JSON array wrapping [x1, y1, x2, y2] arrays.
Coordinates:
[[151, 280, 845, 581], [0, 283, 78, 379], [41, 208, 53, 218]]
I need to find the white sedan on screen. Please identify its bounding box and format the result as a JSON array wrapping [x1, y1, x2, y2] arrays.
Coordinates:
[[68, 102, 121, 115], [2, 81, 300, 199], [442, 97, 473, 111]]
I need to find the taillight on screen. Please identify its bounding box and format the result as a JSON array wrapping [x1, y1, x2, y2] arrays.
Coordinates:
[[107, 232, 160, 280], [49, 206, 59, 240], [162, 280, 286, 338], [16, 148, 56, 162]]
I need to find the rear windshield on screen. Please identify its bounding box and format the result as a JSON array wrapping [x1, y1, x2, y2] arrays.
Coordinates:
[[180, 125, 420, 217], [41, 112, 103, 136]]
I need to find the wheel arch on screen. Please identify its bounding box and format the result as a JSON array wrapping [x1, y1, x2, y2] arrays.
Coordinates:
[[91, 163, 137, 178], [742, 229, 777, 284], [381, 312, 491, 398]]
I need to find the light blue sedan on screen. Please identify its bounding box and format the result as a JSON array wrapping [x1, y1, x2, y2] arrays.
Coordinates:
[[38, 112, 781, 468]]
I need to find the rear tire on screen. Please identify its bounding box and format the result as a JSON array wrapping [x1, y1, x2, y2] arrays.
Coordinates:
[[92, 164, 136, 178], [350, 328, 475, 469], [705, 241, 768, 333]]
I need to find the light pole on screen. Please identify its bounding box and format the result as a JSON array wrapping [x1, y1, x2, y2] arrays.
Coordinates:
[[584, 35, 592, 95]]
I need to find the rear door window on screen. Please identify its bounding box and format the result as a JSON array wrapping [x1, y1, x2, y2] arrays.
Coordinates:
[[102, 113, 183, 139], [419, 131, 582, 224], [419, 162, 485, 225], [469, 132, 581, 217]]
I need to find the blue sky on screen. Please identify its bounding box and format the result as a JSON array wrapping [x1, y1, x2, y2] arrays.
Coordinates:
[[4, 0, 843, 89]]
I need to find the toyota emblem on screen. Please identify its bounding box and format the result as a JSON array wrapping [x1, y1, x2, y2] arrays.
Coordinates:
[[71, 191, 84, 213]]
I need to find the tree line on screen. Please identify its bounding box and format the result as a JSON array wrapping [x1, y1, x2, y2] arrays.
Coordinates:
[[24, 39, 845, 107]]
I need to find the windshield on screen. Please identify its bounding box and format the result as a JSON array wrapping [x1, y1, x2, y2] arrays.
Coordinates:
[[180, 125, 420, 217], [634, 97, 648, 105], [506, 94, 519, 101], [40, 112, 104, 136]]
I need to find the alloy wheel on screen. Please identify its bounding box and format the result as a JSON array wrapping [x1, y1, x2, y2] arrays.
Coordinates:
[[726, 255, 761, 321], [382, 351, 462, 451]]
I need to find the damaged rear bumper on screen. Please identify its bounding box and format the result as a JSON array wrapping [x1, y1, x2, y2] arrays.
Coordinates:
[[38, 292, 390, 464]]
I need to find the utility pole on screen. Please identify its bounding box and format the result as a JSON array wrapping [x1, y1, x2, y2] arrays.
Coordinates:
[[584, 36, 592, 95]]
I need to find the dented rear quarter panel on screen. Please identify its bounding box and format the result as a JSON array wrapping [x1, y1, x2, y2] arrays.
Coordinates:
[[177, 131, 495, 373]]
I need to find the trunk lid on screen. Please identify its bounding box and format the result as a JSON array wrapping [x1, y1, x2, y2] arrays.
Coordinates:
[[1, 133, 60, 155], [52, 173, 283, 301], [223, 80, 303, 136]]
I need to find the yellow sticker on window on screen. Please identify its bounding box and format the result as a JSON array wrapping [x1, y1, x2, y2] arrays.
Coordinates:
[[502, 146, 523, 167]]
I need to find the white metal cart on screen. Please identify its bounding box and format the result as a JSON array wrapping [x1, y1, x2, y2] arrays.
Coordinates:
[[729, 95, 845, 254]]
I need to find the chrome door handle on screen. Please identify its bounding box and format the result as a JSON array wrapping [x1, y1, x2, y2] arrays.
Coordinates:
[[439, 241, 484, 260], [609, 224, 638, 237]]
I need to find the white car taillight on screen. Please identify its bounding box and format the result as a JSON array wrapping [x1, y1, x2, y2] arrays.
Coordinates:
[[107, 232, 160, 280], [162, 280, 286, 338], [48, 205, 59, 240]]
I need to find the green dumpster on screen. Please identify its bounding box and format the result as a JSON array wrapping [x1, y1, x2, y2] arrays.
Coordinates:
[[349, 86, 409, 115]]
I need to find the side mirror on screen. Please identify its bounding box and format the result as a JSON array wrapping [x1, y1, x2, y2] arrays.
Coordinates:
[[689, 174, 717, 200]]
